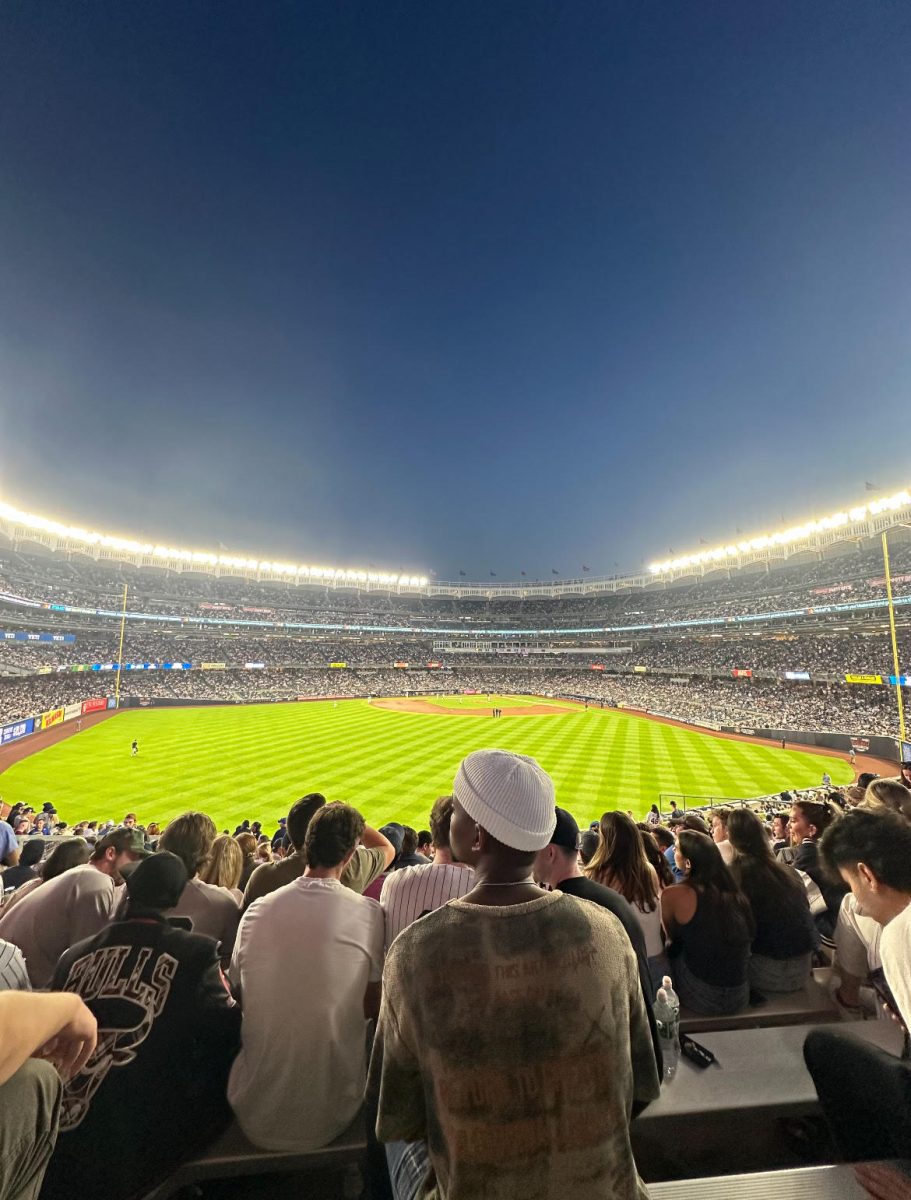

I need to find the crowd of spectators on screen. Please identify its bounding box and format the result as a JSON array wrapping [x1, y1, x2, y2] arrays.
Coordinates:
[[1, 755, 910, 1197]]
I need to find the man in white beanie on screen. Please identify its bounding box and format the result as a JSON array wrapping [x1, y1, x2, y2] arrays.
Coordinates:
[[368, 749, 660, 1200]]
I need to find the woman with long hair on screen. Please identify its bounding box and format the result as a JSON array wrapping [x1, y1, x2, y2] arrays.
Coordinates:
[[727, 809, 818, 993], [587, 811, 666, 985], [636, 824, 675, 889], [661, 831, 754, 1015], [199, 833, 244, 902], [786, 799, 846, 938], [234, 831, 258, 891]]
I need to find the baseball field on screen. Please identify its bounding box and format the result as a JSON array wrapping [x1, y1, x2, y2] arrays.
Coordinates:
[[0, 695, 854, 831]]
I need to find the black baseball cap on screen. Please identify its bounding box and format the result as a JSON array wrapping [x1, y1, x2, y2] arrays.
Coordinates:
[[550, 807, 581, 851], [126, 852, 188, 911]]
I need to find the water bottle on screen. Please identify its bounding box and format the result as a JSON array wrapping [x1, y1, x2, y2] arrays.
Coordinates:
[[654, 987, 678, 1080], [662, 974, 681, 1047]]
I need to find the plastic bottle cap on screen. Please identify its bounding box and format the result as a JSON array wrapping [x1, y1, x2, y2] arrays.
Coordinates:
[[657, 987, 668, 1003], [662, 976, 673, 989]]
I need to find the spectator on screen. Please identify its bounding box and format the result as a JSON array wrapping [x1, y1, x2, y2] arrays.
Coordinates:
[[1, 840, 44, 892], [661, 831, 754, 1016], [159, 812, 240, 963], [380, 796, 474, 951], [243, 793, 394, 909], [709, 809, 735, 865], [578, 828, 599, 867], [229, 803, 384, 1151], [637, 823, 675, 889], [862, 779, 911, 820], [0, 991, 97, 1200], [415, 829, 433, 859], [586, 811, 666, 987], [41, 853, 241, 1200], [652, 825, 684, 883], [0, 938, 29, 991], [390, 826, 432, 871], [145, 822, 161, 849], [770, 812, 791, 853], [533, 806, 660, 1065], [0, 838, 91, 917], [646, 803, 661, 826], [727, 809, 818, 993], [805, 809, 911, 1162], [368, 749, 659, 1199], [0, 816, 20, 869], [199, 833, 244, 902], [363, 823, 405, 901], [785, 799, 846, 937], [269, 816, 287, 851], [234, 832, 258, 890], [0, 829, 146, 988]]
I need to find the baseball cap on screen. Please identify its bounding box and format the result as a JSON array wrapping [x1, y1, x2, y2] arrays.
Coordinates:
[[126, 852, 188, 911], [380, 823, 405, 856], [550, 807, 581, 852], [95, 827, 150, 858], [453, 749, 557, 852]]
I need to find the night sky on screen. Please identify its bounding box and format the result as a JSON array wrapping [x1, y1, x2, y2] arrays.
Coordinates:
[[1, 2, 909, 580]]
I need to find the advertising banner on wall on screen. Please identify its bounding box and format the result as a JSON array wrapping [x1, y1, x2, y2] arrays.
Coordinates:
[[200, 663, 226, 670], [393, 661, 409, 668], [0, 631, 75, 642], [107, 697, 117, 709], [329, 662, 347, 668], [64, 703, 82, 722], [784, 671, 811, 681], [732, 669, 753, 678], [633, 666, 647, 673], [1, 718, 34, 744], [590, 663, 605, 671], [42, 707, 64, 729], [887, 675, 910, 686], [845, 674, 883, 685], [82, 698, 108, 715]]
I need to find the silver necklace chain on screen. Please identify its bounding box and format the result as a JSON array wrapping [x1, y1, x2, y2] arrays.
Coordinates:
[[474, 877, 538, 888]]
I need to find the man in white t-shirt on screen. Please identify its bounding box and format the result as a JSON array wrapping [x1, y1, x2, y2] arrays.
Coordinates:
[[818, 807, 911, 1029], [228, 802, 383, 1152], [380, 795, 474, 951], [804, 808, 911, 1164], [159, 811, 241, 964], [0, 829, 147, 987]]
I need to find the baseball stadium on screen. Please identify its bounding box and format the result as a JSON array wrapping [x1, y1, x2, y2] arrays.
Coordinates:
[[1, 487, 909, 829]]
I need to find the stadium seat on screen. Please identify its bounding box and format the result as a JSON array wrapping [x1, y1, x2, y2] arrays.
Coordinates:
[[632, 1020, 905, 1181], [678, 967, 840, 1034], [139, 1114, 367, 1200], [647, 1163, 877, 1199]]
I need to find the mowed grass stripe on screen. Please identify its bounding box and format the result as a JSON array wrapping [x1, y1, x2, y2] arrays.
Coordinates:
[[0, 699, 854, 830]]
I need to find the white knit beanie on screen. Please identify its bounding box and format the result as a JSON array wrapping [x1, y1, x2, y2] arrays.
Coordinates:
[[453, 749, 557, 852]]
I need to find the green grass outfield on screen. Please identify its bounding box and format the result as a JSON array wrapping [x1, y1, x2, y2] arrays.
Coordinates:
[[0, 696, 853, 831]]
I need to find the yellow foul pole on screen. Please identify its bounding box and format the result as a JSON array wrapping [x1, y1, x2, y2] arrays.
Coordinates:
[[114, 584, 128, 709], [881, 532, 907, 744]]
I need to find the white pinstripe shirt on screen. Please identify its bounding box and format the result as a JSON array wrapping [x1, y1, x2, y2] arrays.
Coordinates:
[[0, 937, 30, 991], [379, 862, 475, 952]]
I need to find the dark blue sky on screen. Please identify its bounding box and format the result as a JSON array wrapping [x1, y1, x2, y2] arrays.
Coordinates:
[[1, 1, 909, 579]]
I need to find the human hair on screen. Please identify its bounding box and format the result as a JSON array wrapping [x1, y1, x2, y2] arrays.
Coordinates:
[[791, 799, 836, 840], [417, 829, 432, 848], [727, 809, 805, 901], [637, 825, 674, 887], [256, 842, 273, 863], [429, 796, 455, 851], [304, 803, 365, 870], [681, 812, 710, 836], [401, 826, 418, 857], [578, 830, 599, 866], [586, 811, 658, 912], [287, 793, 327, 851], [199, 834, 243, 891], [857, 772, 878, 790], [146, 822, 160, 837], [235, 832, 257, 860], [710, 809, 730, 832], [649, 804, 660, 816], [677, 830, 754, 936], [41, 838, 90, 880], [19, 840, 45, 869], [159, 811, 217, 877], [649, 825, 675, 852], [862, 780, 911, 820], [819, 809, 911, 892]]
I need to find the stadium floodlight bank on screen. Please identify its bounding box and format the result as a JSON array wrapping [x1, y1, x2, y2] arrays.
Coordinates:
[[1, 485, 910, 599]]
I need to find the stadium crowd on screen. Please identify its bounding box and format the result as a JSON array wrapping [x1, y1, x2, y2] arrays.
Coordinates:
[[1, 755, 910, 1199], [0, 665, 903, 735]]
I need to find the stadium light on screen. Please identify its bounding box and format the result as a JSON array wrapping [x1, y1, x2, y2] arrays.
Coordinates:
[[0, 499, 428, 587], [647, 487, 911, 575]]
